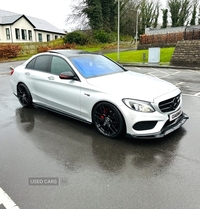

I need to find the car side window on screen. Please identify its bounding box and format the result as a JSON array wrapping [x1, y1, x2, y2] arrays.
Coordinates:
[[34, 55, 51, 73], [26, 55, 51, 73], [51, 56, 72, 75], [26, 58, 36, 69]]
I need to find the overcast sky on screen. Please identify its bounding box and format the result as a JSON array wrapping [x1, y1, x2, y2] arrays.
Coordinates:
[[1, 0, 166, 32], [1, 0, 76, 31]]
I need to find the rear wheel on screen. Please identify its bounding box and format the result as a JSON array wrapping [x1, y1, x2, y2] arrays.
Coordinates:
[[92, 102, 125, 138], [17, 83, 32, 107]]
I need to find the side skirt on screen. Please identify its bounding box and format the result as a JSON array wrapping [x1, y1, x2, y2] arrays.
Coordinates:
[[33, 102, 91, 125]]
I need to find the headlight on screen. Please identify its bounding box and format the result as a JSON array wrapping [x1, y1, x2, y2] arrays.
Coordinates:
[[122, 99, 155, 113]]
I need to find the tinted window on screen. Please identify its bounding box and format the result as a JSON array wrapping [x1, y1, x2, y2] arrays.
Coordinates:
[[51, 56, 72, 75], [69, 55, 124, 78], [26, 55, 51, 72], [26, 58, 36, 69]]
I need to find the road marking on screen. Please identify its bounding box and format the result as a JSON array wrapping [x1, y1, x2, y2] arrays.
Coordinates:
[[175, 82, 185, 86], [159, 71, 180, 78], [0, 187, 20, 209], [183, 93, 200, 97], [194, 92, 200, 97]]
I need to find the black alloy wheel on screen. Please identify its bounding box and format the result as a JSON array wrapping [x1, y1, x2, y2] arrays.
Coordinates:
[[92, 102, 125, 138], [17, 83, 32, 107]]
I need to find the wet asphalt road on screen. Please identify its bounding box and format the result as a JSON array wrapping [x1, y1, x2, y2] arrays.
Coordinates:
[[0, 61, 200, 209]]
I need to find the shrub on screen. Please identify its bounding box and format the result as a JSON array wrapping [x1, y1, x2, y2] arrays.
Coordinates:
[[0, 44, 22, 59], [94, 30, 114, 43], [64, 31, 88, 45], [140, 32, 184, 45], [37, 43, 76, 53]]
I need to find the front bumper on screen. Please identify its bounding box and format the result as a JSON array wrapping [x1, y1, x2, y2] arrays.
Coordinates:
[[127, 113, 189, 139]]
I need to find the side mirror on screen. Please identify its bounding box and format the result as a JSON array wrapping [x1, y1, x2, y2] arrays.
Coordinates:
[[59, 71, 78, 80]]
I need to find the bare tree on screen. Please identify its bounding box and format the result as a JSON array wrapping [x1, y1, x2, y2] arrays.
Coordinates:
[[65, 1, 89, 30]]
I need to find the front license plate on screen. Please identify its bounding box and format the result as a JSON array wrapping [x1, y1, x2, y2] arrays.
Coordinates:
[[169, 108, 182, 121]]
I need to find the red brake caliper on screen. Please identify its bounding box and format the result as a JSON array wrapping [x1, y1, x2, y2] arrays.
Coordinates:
[[101, 108, 108, 119]]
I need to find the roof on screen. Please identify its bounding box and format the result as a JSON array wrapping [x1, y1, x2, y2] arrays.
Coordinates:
[[0, 9, 65, 35], [48, 49, 89, 57]]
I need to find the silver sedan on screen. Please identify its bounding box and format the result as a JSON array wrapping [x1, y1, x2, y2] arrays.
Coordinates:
[[10, 50, 188, 139]]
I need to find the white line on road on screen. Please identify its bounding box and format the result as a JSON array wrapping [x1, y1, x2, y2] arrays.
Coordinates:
[[175, 82, 185, 86], [159, 71, 180, 79], [194, 92, 200, 96], [0, 187, 20, 209]]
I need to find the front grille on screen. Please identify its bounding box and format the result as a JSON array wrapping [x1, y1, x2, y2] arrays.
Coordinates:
[[159, 94, 181, 113]]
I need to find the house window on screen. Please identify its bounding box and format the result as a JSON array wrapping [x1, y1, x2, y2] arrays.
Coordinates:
[[38, 33, 43, 42], [55, 35, 58, 39], [5, 28, 10, 40], [21, 29, 27, 40], [47, 34, 50, 42], [15, 28, 20, 40], [28, 30, 32, 41]]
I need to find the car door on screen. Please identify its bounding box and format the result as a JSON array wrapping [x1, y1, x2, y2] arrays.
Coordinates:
[[24, 54, 53, 103], [24, 54, 81, 117], [44, 55, 81, 117]]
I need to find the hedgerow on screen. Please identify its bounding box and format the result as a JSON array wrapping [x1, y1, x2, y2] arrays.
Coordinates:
[[0, 44, 22, 60]]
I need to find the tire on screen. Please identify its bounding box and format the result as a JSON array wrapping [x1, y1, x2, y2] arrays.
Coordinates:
[[92, 102, 125, 138], [17, 83, 32, 107]]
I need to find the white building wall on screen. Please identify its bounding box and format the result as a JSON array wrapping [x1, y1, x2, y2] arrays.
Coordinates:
[[0, 26, 3, 42], [0, 17, 64, 43]]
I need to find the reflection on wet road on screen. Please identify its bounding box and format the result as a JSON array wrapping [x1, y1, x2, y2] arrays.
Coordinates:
[[1, 65, 200, 209]]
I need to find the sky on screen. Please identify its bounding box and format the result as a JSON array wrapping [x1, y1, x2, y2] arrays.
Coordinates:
[[1, 0, 166, 32], [1, 0, 77, 31]]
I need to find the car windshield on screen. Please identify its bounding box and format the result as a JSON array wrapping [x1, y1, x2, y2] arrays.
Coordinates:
[[69, 54, 125, 78]]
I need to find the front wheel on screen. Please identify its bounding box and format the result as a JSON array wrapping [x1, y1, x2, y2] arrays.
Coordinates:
[[92, 102, 125, 138], [17, 83, 32, 107]]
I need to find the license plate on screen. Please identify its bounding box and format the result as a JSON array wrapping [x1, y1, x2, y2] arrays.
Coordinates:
[[169, 108, 182, 121]]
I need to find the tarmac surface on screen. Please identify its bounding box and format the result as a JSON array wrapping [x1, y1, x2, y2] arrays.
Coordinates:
[[0, 61, 200, 209]]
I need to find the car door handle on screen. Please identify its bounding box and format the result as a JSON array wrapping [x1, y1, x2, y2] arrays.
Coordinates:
[[48, 76, 55, 80], [25, 72, 30, 76]]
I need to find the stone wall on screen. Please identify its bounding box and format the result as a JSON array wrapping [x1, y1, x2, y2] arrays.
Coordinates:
[[170, 40, 200, 67]]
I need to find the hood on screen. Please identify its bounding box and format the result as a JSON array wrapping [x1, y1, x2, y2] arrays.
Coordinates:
[[86, 71, 178, 102]]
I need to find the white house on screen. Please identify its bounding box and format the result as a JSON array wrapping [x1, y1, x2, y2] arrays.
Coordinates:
[[0, 9, 66, 43]]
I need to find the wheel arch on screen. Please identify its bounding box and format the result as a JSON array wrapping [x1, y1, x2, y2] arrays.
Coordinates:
[[17, 82, 33, 107], [91, 100, 127, 133], [17, 82, 32, 96]]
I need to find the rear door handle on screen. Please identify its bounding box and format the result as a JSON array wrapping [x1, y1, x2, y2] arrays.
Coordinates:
[[48, 76, 55, 80], [25, 72, 30, 76]]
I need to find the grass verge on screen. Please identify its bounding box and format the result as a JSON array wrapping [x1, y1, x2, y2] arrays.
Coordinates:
[[104, 47, 175, 64]]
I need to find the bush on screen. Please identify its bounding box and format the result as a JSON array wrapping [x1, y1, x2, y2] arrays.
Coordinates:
[[37, 43, 76, 53], [94, 30, 114, 43], [140, 32, 184, 45], [64, 31, 88, 45], [0, 44, 22, 59]]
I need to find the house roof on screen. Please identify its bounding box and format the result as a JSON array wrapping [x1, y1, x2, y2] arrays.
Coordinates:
[[0, 9, 65, 35]]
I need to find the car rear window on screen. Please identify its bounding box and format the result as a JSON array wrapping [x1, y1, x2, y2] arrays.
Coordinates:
[[69, 55, 124, 78]]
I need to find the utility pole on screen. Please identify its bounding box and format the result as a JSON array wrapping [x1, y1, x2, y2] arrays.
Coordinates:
[[117, 0, 120, 62], [135, 10, 138, 49]]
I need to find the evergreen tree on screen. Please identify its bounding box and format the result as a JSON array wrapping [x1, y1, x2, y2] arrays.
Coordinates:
[[161, 9, 168, 28], [167, 0, 191, 27], [190, 4, 197, 25], [83, 0, 103, 30]]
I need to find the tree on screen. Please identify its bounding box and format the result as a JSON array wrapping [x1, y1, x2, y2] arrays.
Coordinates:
[[66, 0, 161, 36], [66, 1, 89, 30], [190, 4, 197, 25], [139, 0, 160, 34], [161, 9, 168, 28], [167, 0, 191, 27], [83, 0, 103, 30]]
